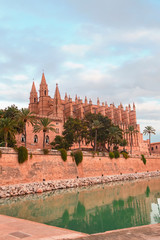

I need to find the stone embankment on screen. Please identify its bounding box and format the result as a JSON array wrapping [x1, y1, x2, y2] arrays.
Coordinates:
[[0, 171, 160, 198]]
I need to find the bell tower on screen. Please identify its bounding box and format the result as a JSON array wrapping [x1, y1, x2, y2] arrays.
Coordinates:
[[39, 73, 50, 115], [29, 81, 38, 113]]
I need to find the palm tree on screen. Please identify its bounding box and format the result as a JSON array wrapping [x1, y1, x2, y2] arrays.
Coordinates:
[[143, 126, 156, 155], [108, 125, 123, 151], [18, 108, 34, 147], [92, 120, 103, 151], [0, 118, 16, 147], [33, 118, 55, 148], [126, 125, 139, 155], [120, 139, 128, 152]]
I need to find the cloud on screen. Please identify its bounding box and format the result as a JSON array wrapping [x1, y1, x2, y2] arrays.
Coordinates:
[[63, 61, 84, 69], [61, 44, 90, 57]]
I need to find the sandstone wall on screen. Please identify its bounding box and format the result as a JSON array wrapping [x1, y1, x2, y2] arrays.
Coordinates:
[[0, 148, 160, 186]]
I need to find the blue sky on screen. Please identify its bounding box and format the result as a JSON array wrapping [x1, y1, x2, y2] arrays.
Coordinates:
[[1, 0, 160, 142]]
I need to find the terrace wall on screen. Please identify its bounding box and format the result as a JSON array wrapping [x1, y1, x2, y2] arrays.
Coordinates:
[[0, 148, 160, 186]]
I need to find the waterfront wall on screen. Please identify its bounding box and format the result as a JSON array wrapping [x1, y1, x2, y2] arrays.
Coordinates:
[[0, 148, 160, 186]]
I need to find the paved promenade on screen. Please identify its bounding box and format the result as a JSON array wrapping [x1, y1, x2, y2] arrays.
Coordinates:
[[0, 214, 160, 240]]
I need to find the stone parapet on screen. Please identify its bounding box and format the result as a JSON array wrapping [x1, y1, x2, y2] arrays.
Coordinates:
[[0, 171, 160, 198]]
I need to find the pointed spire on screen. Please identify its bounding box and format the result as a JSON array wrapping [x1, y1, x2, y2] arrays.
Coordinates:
[[97, 97, 100, 105], [85, 96, 87, 105], [129, 104, 131, 111], [54, 83, 61, 100], [40, 72, 47, 85], [133, 102, 136, 110], [65, 92, 68, 102], [31, 81, 37, 92]]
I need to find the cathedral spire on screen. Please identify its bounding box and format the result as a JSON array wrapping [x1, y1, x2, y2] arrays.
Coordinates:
[[31, 81, 37, 93], [40, 72, 47, 85], [54, 83, 61, 100], [29, 81, 38, 113], [39, 73, 48, 97]]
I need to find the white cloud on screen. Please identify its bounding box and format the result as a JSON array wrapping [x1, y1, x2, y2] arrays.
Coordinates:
[[63, 61, 84, 69], [61, 44, 90, 57]]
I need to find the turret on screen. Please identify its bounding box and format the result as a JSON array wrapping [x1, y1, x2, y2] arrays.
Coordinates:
[[52, 83, 63, 117], [29, 81, 38, 113], [38, 73, 50, 115], [30, 81, 38, 104], [39, 73, 48, 97]]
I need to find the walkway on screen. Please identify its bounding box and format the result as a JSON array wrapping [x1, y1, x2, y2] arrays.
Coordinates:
[[1, 214, 160, 240]]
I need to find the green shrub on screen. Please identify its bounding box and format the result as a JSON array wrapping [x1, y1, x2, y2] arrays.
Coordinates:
[[114, 151, 120, 159], [0, 150, 2, 158], [122, 152, 129, 159], [141, 154, 146, 165], [18, 146, 28, 164], [0, 142, 5, 147], [109, 152, 114, 159], [59, 148, 67, 161], [72, 150, 83, 166], [43, 149, 49, 155], [91, 151, 95, 157], [30, 153, 33, 159]]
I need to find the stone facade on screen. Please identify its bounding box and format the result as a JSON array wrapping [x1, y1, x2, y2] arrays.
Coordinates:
[[0, 148, 159, 186], [16, 73, 148, 153], [151, 142, 160, 154]]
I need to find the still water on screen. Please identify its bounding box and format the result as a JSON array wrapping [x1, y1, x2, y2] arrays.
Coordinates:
[[0, 177, 160, 234]]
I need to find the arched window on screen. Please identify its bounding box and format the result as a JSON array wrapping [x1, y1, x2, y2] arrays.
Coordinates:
[[34, 135, 38, 143], [34, 98, 36, 103], [46, 135, 49, 144], [21, 134, 25, 143], [44, 90, 46, 96], [152, 147, 154, 150], [55, 128, 59, 133], [156, 146, 158, 149]]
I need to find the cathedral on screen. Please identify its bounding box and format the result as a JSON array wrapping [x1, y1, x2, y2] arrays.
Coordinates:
[[17, 73, 149, 153]]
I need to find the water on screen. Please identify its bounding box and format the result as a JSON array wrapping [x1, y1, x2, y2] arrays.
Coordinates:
[[0, 177, 160, 234]]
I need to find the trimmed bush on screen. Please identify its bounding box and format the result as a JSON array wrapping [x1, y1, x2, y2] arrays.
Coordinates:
[[43, 149, 49, 155], [122, 152, 129, 159], [141, 154, 146, 165], [114, 151, 120, 159], [72, 150, 83, 166], [0, 150, 2, 158], [18, 146, 28, 164], [92, 151, 96, 157], [109, 152, 114, 159], [59, 148, 67, 161]]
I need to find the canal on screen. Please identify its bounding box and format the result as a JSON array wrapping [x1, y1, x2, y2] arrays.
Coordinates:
[[0, 177, 160, 234]]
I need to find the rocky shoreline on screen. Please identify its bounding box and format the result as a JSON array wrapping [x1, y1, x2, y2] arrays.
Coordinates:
[[0, 171, 160, 198]]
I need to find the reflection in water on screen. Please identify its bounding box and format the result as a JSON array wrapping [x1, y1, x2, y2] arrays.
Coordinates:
[[0, 177, 160, 234], [145, 186, 150, 197]]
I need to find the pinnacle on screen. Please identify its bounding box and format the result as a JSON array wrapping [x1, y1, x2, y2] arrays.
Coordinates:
[[31, 81, 37, 92], [40, 73, 47, 85], [54, 83, 61, 100]]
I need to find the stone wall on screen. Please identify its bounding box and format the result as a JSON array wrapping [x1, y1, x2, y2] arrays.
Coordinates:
[[0, 148, 160, 186]]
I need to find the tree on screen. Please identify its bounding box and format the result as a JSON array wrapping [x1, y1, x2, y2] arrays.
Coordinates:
[[0, 118, 17, 147], [143, 126, 156, 155], [120, 139, 128, 152], [108, 125, 123, 151], [33, 118, 55, 148], [126, 125, 139, 155], [92, 120, 103, 151], [63, 117, 87, 149], [84, 113, 112, 151], [18, 108, 35, 147]]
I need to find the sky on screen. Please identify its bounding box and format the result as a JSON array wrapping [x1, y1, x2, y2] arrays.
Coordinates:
[[0, 0, 160, 142]]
